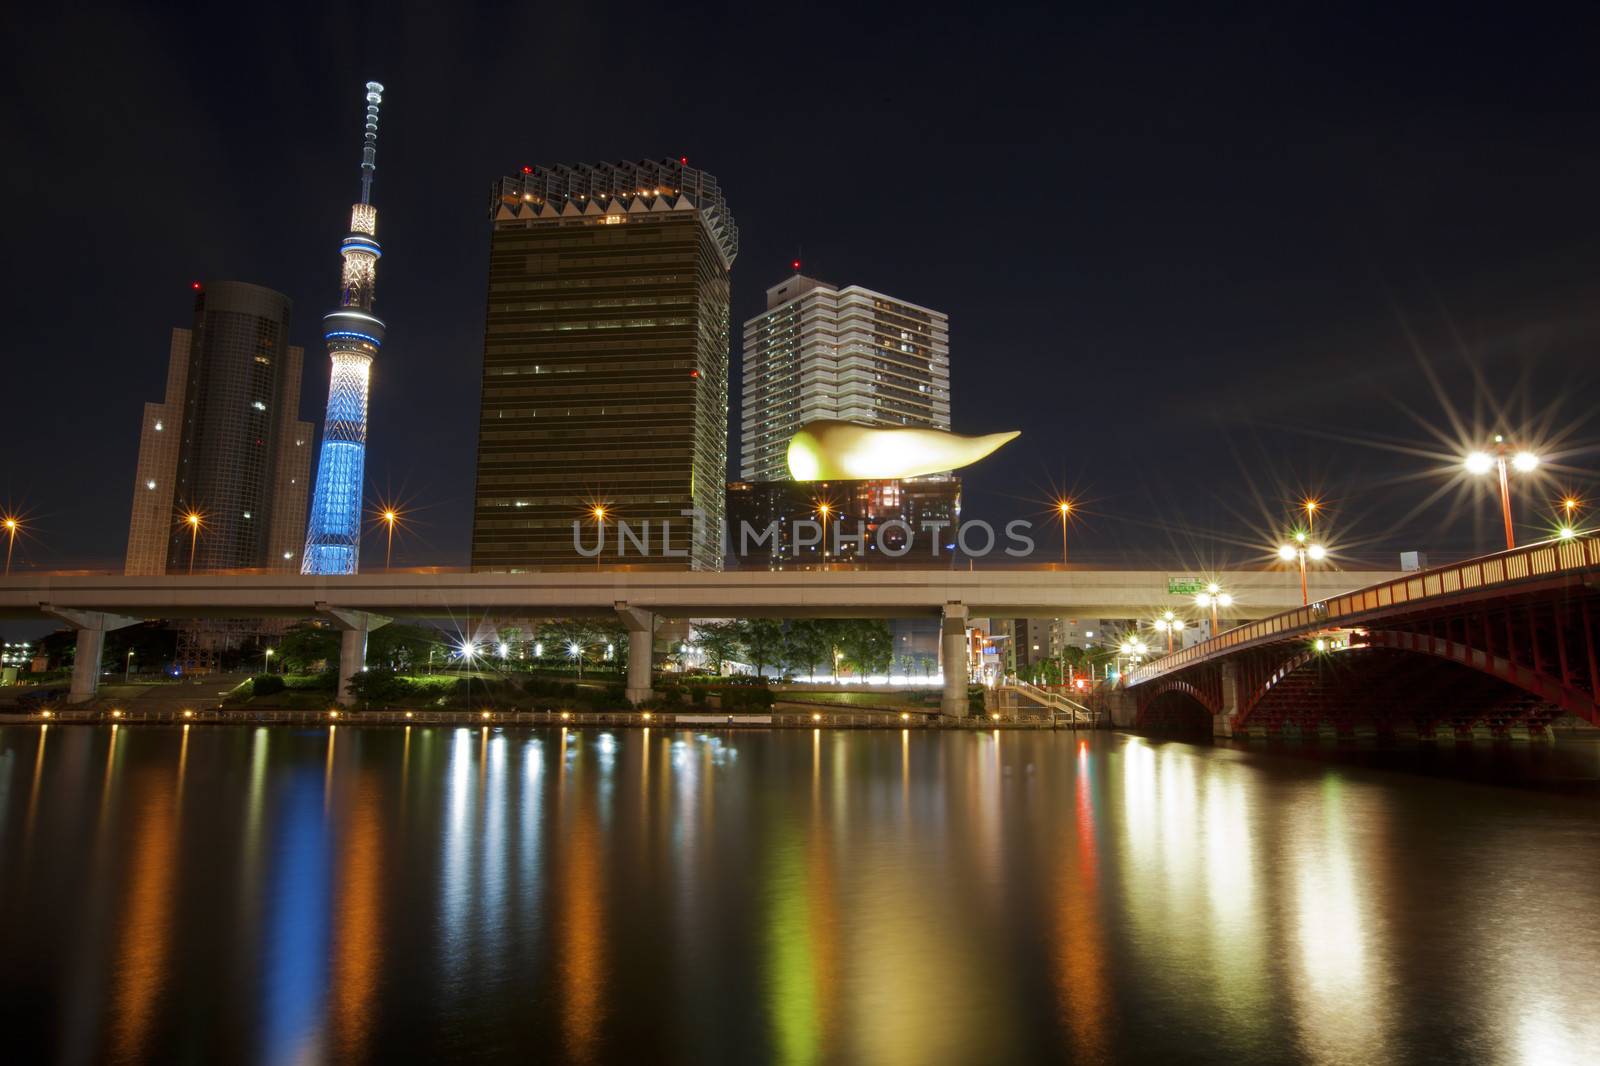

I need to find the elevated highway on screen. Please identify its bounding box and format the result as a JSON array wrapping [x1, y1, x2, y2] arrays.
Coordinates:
[[0, 565, 1402, 715]]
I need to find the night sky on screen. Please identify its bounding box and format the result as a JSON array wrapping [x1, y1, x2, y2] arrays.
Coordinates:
[[5, 3, 1599, 575]]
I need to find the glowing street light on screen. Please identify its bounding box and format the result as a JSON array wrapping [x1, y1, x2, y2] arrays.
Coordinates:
[[590, 505, 608, 571], [568, 640, 584, 680], [1278, 531, 1326, 606], [3, 515, 19, 577], [1195, 582, 1234, 634], [126, 649, 135, 682], [263, 646, 274, 674], [380, 508, 400, 570], [1465, 435, 1539, 550], [183, 511, 204, 574], [815, 500, 832, 565], [1152, 611, 1186, 653], [1303, 498, 1320, 533], [1056, 500, 1073, 567]]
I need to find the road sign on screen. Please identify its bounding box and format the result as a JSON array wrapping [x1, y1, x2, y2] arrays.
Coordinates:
[[1166, 576, 1206, 595]]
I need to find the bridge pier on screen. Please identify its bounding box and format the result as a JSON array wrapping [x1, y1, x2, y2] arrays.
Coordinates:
[[1215, 660, 1240, 738], [941, 603, 969, 717], [43, 607, 142, 704], [317, 606, 391, 707], [615, 603, 655, 706]]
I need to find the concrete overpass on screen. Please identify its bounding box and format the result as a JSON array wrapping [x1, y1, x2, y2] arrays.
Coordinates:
[[0, 566, 1402, 715]]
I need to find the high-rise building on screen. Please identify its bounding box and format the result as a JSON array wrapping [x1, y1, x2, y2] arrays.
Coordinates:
[[470, 160, 738, 571], [125, 281, 313, 575], [725, 477, 960, 569], [740, 272, 950, 482], [303, 81, 387, 575]]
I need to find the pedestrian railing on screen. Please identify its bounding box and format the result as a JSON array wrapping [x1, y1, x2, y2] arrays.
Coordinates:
[[1126, 533, 1600, 686], [12, 706, 1085, 730]]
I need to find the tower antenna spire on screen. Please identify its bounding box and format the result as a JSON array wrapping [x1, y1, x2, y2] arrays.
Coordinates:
[[359, 81, 384, 204]]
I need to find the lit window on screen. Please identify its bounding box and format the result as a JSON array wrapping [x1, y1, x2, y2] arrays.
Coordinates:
[[154, 420, 164, 431], [243, 511, 252, 519], [252, 401, 267, 411], [145, 479, 157, 490]]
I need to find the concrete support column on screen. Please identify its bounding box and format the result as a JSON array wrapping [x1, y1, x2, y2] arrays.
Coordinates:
[[317, 605, 391, 707], [72, 627, 106, 705], [941, 602, 970, 718], [615, 603, 655, 706], [1215, 660, 1241, 738], [42, 607, 142, 705]]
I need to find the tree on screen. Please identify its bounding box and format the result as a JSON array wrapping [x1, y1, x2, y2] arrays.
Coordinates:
[[280, 622, 340, 673], [367, 624, 444, 673], [838, 619, 892, 677], [692, 620, 744, 675], [736, 619, 784, 678], [782, 619, 832, 680]]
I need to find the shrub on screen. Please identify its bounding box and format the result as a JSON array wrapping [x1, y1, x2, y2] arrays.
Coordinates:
[[347, 668, 414, 706], [688, 685, 708, 706], [251, 674, 286, 696]]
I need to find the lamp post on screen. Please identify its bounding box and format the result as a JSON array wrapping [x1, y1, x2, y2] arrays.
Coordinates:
[[183, 512, 203, 574], [126, 649, 135, 682], [1056, 500, 1072, 567], [381, 509, 399, 571], [264, 647, 275, 675], [1153, 612, 1185, 654], [1195, 583, 1233, 636], [1465, 436, 1539, 550], [1278, 532, 1326, 606], [2, 516, 17, 577], [816, 501, 831, 567], [591, 506, 607, 571], [1303, 499, 1319, 534]]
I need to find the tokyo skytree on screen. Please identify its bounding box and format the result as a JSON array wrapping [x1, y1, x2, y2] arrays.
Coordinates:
[[302, 81, 386, 575]]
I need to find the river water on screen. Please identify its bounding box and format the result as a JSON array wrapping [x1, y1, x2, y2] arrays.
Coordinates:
[[0, 724, 1597, 1065]]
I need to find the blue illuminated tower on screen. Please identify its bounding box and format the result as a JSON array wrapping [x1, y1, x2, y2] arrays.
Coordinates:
[[302, 81, 386, 575]]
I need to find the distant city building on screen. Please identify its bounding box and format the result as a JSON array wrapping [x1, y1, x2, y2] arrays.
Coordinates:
[[471, 159, 739, 571], [740, 272, 950, 482], [124, 280, 312, 575], [725, 477, 960, 569], [303, 81, 387, 576]]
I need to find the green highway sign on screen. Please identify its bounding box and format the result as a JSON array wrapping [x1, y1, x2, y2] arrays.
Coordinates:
[[1166, 577, 1207, 596]]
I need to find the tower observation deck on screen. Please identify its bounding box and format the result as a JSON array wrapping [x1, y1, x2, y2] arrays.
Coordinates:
[[302, 81, 386, 575]]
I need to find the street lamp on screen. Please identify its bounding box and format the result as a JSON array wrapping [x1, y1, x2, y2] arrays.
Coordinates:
[[183, 511, 203, 574], [2, 515, 18, 577], [1195, 583, 1234, 635], [126, 649, 135, 682], [1277, 531, 1326, 606], [568, 640, 584, 680], [1303, 499, 1320, 533], [264, 647, 274, 675], [380, 508, 399, 570], [591, 506, 607, 571], [816, 500, 832, 566], [1464, 435, 1539, 550], [1152, 611, 1185, 653], [1056, 500, 1072, 567]]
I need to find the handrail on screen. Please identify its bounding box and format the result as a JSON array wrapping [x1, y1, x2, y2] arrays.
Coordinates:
[[1126, 534, 1600, 685]]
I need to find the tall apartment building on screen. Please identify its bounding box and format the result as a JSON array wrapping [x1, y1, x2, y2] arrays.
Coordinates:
[[470, 159, 738, 571], [125, 280, 313, 575], [740, 272, 950, 482]]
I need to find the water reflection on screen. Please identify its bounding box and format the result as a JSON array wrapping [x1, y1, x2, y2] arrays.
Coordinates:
[[0, 726, 1597, 1065]]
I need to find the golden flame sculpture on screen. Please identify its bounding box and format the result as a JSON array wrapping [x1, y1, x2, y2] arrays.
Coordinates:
[[787, 420, 1020, 481]]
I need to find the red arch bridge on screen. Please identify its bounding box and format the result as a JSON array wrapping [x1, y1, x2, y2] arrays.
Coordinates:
[[1123, 535, 1600, 740]]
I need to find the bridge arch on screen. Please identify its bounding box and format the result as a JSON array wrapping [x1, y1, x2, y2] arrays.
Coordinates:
[[1137, 681, 1215, 734], [1233, 644, 1579, 738]]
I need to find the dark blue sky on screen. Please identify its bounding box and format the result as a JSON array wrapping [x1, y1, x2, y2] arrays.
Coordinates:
[[3, 2, 1598, 573]]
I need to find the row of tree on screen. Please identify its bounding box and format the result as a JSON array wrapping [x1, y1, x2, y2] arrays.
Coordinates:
[[689, 618, 894, 679]]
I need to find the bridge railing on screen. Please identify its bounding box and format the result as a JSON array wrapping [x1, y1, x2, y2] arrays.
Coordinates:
[[1126, 534, 1600, 686]]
